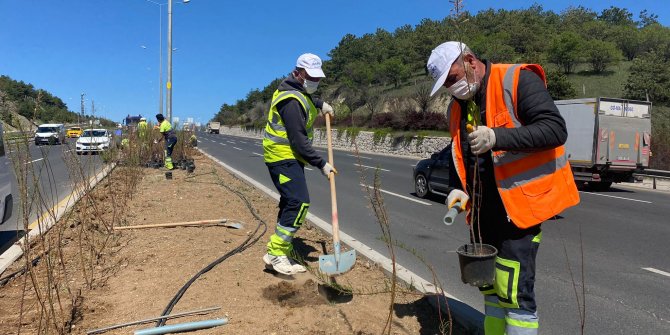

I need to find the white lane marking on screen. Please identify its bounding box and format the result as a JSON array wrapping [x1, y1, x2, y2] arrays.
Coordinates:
[[642, 267, 670, 278], [354, 163, 390, 172], [27, 158, 44, 164], [219, 142, 226, 145], [252, 152, 263, 157], [233, 147, 243, 151], [410, 164, 416, 167], [347, 154, 371, 160], [305, 167, 313, 171], [579, 191, 652, 204], [359, 183, 431, 206], [227, 141, 236, 144]]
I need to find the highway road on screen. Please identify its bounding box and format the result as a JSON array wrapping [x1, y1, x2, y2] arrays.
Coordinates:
[[197, 132, 670, 335], [0, 139, 104, 254]]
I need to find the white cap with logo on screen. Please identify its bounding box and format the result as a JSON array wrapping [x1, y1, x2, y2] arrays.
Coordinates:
[[427, 41, 467, 96], [296, 53, 326, 78]]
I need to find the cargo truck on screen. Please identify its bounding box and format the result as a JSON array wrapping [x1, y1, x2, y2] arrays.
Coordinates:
[[207, 121, 221, 134], [555, 97, 651, 190]]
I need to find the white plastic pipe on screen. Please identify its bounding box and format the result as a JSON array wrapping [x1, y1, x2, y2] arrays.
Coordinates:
[[134, 318, 228, 335]]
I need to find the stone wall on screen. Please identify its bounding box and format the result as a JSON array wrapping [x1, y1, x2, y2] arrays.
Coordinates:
[[217, 126, 451, 159]]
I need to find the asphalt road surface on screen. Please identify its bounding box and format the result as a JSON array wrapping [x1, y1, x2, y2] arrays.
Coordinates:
[[0, 139, 104, 254], [197, 132, 670, 335]]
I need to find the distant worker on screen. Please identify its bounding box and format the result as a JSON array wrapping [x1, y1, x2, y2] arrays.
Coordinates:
[[262, 53, 337, 275], [114, 124, 123, 148], [426, 41, 580, 335], [154, 113, 177, 170], [137, 117, 149, 139], [188, 132, 198, 147]]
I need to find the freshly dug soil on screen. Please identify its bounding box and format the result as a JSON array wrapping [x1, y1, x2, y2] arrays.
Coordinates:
[[0, 152, 452, 334]]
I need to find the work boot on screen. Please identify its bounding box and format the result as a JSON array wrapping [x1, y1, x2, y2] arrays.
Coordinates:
[[263, 253, 295, 275]]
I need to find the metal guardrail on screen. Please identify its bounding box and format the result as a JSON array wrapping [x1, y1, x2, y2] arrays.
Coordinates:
[[635, 169, 670, 189]]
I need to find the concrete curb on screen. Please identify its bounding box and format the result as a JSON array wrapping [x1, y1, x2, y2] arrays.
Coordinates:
[[197, 148, 484, 334], [0, 163, 116, 275]]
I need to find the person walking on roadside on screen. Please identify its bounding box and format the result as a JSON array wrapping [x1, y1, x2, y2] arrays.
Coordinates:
[[427, 41, 580, 335], [262, 53, 337, 275], [154, 113, 177, 170]]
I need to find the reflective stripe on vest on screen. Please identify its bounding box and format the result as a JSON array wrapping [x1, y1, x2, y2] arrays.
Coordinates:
[[448, 63, 580, 228], [263, 89, 317, 163]]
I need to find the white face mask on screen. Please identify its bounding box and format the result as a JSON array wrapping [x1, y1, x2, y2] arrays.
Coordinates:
[[448, 76, 479, 100], [303, 79, 319, 94]]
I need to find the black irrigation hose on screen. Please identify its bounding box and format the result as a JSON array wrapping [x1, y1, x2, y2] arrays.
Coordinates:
[[0, 254, 43, 287], [155, 171, 268, 327]]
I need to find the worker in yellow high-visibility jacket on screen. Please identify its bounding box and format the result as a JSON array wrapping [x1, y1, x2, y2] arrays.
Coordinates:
[[262, 53, 336, 275]]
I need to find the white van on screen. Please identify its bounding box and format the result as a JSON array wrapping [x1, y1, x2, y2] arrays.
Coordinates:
[[34, 123, 65, 145], [0, 123, 13, 224]]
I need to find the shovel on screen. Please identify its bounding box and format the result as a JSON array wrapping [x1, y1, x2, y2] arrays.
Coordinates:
[[318, 113, 356, 276]]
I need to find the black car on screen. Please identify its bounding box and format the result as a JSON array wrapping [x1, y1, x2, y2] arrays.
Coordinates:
[[413, 144, 452, 198]]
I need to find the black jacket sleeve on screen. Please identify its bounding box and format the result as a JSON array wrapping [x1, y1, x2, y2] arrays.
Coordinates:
[[492, 70, 568, 151], [277, 99, 326, 168]]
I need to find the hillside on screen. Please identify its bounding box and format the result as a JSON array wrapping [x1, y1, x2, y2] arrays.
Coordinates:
[[212, 5, 670, 169], [0, 75, 116, 132]]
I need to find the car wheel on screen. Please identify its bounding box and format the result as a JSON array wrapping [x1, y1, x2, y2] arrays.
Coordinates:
[[415, 173, 429, 198]]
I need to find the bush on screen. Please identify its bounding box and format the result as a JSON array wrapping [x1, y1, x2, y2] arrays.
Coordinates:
[[405, 112, 448, 131]]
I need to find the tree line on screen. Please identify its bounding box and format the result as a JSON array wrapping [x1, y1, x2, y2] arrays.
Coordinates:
[[214, 5, 669, 128], [0, 75, 115, 129]]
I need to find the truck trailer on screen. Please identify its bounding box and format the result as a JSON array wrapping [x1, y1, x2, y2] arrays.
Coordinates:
[[555, 97, 651, 190], [207, 122, 221, 134]]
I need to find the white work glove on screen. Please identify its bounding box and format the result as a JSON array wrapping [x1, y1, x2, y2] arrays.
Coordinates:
[[446, 189, 469, 212], [467, 125, 496, 155], [321, 162, 338, 179], [321, 102, 335, 116], [153, 139, 158, 144]]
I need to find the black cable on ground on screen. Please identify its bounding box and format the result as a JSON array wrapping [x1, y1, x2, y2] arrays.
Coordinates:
[[0, 254, 43, 287], [155, 170, 268, 327]]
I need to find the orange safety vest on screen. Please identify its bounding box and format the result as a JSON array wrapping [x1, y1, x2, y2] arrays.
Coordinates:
[[449, 63, 580, 229]]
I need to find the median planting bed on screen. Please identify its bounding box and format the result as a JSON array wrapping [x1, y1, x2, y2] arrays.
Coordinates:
[[0, 152, 456, 334]]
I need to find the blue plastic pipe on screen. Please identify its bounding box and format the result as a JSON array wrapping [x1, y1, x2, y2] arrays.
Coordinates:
[[134, 318, 228, 335]]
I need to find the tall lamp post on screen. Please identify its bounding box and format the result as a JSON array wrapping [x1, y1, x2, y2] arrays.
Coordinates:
[[166, 0, 190, 124]]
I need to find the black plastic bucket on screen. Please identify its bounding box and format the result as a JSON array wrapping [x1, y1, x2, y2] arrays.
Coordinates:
[[456, 243, 498, 287], [165, 171, 173, 180]]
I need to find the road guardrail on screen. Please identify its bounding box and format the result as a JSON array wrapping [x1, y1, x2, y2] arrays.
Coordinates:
[[635, 169, 670, 189]]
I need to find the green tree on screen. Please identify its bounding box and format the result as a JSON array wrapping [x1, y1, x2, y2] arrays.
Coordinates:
[[598, 6, 635, 26], [546, 68, 577, 99], [638, 9, 659, 28], [548, 32, 584, 74], [611, 25, 641, 60], [586, 40, 621, 73], [379, 57, 411, 88], [624, 51, 670, 104]]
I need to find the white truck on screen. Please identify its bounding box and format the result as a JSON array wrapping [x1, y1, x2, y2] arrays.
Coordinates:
[[0, 123, 14, 225], [555, 97, 652, 190], [207, 121, 220, 134]]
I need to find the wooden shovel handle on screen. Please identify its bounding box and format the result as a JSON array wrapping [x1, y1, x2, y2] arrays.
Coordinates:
[[325, 114, 340, 243]]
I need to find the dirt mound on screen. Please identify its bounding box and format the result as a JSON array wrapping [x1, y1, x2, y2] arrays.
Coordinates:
[[262, 279, 326, 307]]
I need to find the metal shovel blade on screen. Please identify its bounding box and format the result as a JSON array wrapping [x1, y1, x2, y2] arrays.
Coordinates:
[[319, 247, 356, 276]]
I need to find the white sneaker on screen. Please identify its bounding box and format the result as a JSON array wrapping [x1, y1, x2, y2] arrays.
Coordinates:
[[263, 253, 295, 275], [289, 258, 307, 273]]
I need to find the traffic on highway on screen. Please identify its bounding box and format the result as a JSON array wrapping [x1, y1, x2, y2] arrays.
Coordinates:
[[195, 131, 670, 335]]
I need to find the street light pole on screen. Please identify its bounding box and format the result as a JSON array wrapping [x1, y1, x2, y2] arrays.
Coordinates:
[[158, 5, 163, 117], [166, 0, 173, 123]]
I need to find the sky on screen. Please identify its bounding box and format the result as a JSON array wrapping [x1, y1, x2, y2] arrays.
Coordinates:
[[0, 1, 667, 125]]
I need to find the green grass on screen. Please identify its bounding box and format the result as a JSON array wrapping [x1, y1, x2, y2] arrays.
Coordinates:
[[565, 61, 631, 99]]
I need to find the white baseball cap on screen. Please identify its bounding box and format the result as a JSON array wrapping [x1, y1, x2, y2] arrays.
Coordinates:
[[427, 41, 467, 96], [296, 53, 326, 78]]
